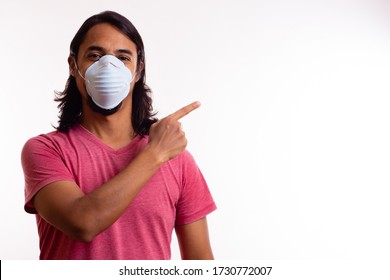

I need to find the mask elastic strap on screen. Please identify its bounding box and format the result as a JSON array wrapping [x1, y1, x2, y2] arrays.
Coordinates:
[[73, 57, 87, 81]]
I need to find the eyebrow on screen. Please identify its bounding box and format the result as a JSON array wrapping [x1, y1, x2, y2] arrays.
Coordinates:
[[86, 45, 134, 56], [117, 49, 134, 56]]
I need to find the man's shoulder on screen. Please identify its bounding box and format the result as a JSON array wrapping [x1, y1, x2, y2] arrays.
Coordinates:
[[163, 149, 196, 171], [23, 125, 82, 152]]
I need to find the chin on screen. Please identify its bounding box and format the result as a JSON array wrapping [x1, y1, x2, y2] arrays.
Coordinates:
[[87, 96, 122, 116]]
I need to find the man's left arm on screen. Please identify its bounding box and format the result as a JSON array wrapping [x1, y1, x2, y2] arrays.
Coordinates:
[[175, 217, 214, 260]]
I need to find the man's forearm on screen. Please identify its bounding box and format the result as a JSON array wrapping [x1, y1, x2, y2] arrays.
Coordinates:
[[71, 145, 163, 241]]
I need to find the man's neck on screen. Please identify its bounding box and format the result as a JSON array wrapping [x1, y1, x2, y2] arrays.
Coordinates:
[[81, 102, 135, 150]]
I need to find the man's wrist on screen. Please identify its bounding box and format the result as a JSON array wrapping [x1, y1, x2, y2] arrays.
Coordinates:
[[141, 144, 166, 168]]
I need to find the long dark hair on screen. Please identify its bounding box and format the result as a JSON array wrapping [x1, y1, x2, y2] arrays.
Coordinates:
[[55, 11, 157, 135]]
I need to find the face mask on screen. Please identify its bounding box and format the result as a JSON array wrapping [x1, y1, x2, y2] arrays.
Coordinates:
[[75, 55, 135, 110]]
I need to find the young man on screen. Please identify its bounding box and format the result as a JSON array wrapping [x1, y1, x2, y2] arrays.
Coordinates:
[[21, 11, 216, 260]]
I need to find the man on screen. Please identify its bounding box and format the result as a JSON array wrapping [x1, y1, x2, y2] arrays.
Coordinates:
[[21, 11, 216, 260]]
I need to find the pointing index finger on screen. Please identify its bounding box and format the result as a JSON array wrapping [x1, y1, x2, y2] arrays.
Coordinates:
[[169, 101, 201, 120]]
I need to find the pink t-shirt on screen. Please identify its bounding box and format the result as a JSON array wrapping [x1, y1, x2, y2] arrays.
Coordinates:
[[21, 124, 216, 260]]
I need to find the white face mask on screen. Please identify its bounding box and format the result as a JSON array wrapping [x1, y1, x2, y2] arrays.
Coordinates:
[[76, 55, 135, 110]]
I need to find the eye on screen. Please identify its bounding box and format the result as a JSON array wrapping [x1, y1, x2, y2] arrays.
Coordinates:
[[88, 53, 102, 61], [118, 55, 132, 62]]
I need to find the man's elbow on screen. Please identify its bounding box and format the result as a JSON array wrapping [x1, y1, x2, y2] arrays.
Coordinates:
[[65, 221, 99, 243]]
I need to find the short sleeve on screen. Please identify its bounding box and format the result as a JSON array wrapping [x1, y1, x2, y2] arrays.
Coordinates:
[[21, 135, 75, 214], [175, 151, 217, 225]]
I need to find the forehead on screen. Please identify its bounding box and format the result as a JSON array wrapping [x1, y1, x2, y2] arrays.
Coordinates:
[[78, 23, 137, 55]]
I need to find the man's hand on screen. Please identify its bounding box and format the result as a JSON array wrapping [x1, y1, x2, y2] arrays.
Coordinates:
[[148, 101, 201, 163]]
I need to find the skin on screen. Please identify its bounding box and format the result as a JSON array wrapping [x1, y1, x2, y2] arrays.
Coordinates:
[[32, 23, 214, 260]]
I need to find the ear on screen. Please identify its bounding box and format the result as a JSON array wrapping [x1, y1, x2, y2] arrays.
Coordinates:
[[135, 61, 144, 83], [68, 55, 76, 77]]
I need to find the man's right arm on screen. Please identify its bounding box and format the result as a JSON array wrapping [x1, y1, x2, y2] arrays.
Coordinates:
[[33, 145, 161, 242], [32, 101, 200, 242]]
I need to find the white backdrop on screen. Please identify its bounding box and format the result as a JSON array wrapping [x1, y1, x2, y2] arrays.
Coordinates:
[[1, 0, 389, 260]]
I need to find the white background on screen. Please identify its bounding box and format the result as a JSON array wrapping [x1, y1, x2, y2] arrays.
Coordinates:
[[1, 0, 389, 260]]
